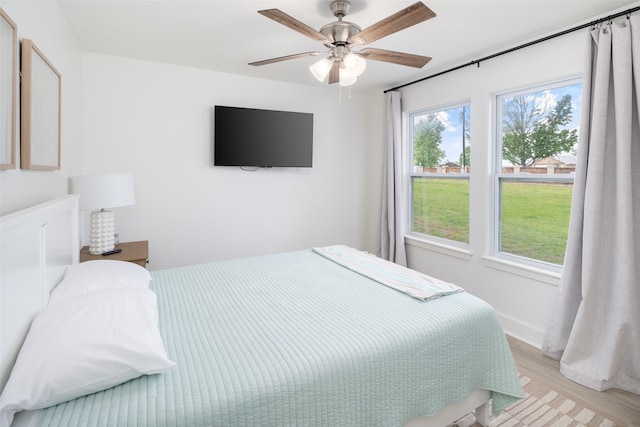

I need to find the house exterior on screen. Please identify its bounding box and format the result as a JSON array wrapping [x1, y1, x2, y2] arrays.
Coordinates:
[[532, 155, 577, 173]]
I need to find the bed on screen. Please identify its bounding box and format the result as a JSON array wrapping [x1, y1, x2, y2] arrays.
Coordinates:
[[0, 196, 524, 427]]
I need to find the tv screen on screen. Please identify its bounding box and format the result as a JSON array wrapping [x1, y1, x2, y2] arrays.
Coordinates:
[[214, 106, 313, 168]]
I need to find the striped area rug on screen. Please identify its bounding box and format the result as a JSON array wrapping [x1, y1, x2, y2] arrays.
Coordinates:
[[452, 374, 616, 427]]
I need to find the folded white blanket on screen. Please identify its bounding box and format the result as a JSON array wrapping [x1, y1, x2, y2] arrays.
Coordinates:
[[312, 245, 463, 301]]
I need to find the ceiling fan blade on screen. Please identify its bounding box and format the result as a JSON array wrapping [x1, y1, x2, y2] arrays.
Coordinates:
[[350, 2, 436, 46], [249, 51, 324, 66], [328, 62, 340, 84], [258, 9, 331, 44], [359, 48, 432, 68]]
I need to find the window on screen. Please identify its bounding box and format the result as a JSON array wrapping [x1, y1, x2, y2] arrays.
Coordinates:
[[495, 79, 581, 266], [409, 103, 470, 244]]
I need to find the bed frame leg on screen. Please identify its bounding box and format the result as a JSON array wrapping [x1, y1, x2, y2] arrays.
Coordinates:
[[475, 401, 489, 426]]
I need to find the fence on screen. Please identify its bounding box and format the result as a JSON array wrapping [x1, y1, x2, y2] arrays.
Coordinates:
[[501, 165, 576, 174], [413, 165, 576, 174]]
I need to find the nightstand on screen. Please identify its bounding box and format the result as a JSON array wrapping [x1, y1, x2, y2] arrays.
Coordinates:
[[80, 240, 149, 268]]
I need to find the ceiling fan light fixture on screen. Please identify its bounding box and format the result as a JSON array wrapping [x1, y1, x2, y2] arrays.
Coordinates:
[[343, 53, 366, 76], [339, 67, 357, 86], [309, 57, 333, 82]]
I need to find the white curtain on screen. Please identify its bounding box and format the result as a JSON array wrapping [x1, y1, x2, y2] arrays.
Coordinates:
[[379, 91, 407, 266], [542, 15, 640, 394]]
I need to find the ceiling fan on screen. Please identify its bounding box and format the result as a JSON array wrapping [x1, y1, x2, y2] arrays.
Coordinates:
[[249, 1, 436, 87]]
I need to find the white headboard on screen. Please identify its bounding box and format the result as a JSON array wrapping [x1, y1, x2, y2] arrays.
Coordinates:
[[0, 195, 79, 391]]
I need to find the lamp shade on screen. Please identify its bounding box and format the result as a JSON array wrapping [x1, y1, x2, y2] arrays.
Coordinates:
[[339, 67, 357, 87], [71, 173, 135, 211], [343, 53, 366, 77], [309, 58, 333, 82]]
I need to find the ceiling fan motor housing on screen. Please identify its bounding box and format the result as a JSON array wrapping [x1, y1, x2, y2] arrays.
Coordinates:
[[320, 21, 361, 46]]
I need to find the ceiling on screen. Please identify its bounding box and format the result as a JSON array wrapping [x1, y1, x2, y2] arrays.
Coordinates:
[[58, 0, 637, 92]]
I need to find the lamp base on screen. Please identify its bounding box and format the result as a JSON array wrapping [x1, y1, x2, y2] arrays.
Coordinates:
[[89, 210, 116, 255]]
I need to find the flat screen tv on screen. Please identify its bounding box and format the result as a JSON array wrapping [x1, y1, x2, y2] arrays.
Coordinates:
[[214, 105, 313, 168]]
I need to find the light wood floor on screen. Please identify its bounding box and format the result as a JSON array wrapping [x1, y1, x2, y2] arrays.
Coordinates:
[[507, 335, 640, 426]]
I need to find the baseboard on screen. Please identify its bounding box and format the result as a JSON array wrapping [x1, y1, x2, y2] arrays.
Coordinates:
[[497, 312, 545, 349]]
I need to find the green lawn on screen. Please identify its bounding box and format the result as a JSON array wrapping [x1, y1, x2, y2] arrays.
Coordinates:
[[412, 178, 573, 264], [412, 178, 469, 243]]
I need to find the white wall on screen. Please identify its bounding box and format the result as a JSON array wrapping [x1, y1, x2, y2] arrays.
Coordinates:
[[400, 30, 586, 348], [79, 53, 383, 269], [364, 91, 385, 253], [0, 0, 83, 215]]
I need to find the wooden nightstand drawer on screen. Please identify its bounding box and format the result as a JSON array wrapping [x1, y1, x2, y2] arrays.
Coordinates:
[[80, 240, 149, 268]]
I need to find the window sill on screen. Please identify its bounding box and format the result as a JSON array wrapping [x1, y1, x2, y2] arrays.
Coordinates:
[[481, 255, 561, 287], [405, 234, 472, 261]]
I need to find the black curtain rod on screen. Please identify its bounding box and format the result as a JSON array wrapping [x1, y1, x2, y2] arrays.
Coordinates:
[[384, 5, 640, 93]]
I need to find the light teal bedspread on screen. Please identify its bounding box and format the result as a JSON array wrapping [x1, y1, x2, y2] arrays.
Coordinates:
[[32, 250, 523, 426]]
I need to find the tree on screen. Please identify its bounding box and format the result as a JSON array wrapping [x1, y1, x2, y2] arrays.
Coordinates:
[[459, 145, 471, 168], [502, 92, 577, 167], [413, 114, 445, 168]]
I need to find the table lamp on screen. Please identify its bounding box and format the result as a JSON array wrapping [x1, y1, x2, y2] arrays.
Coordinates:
[[70, 173, 135, 255]]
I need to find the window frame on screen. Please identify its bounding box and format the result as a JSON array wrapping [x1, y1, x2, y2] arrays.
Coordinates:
[[492, 76, 581, 271], [406, 100, 471, 248]]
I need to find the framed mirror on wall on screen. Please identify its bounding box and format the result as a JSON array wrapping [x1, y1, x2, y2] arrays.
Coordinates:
[[21, 38, 61, 170], [0, 8, 17, 170]]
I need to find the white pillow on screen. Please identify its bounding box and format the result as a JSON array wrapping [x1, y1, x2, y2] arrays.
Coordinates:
[[0, 288, 175, 427], [49, 260, 151, 304]]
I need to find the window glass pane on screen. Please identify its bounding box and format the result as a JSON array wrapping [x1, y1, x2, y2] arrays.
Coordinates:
[[412, 105, 470, 173], [409, 104, 470, 245], [499, 82, 580, 171], [412, 177, 469, 242], [499, 179, 573, 264], [497, 80, 580, 265]]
